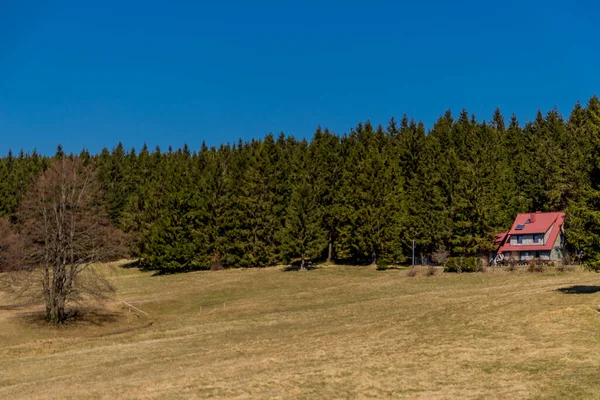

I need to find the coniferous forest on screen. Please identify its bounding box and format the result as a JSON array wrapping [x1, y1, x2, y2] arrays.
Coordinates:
[[2, 97, 600, 272]]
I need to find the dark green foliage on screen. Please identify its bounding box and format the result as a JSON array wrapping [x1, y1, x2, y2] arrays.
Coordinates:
[[586, 260, 600, 272], [309, 127, 341, 261], [2, 96, 600, 273], [277, 146, 327, 267], [376, 262, 389, 271], [444, 258, 461, 273], [565, 96, 600, 271], [336, 122, 406, 265], [0, 149, 49, 218]]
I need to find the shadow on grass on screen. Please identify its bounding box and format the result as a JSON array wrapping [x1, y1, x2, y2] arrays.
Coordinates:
[[556, 286, 600, 295], [17, 308, 124, 327], [0, 303, 26, 311], [283, 264, 320, 272], [151, 266, 213, 276], [121, 260, 210, 276], [376, 265, 409, 271], [121, 260, 142, 269]]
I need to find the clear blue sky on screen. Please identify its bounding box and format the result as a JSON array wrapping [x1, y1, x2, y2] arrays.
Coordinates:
[[0, 0, 598, 155]]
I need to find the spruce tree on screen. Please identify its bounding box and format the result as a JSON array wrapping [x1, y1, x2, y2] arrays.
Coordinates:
[[278, 143, 327, 268]]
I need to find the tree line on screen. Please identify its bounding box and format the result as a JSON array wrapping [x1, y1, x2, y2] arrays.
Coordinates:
[[1, 96, 600, 272]]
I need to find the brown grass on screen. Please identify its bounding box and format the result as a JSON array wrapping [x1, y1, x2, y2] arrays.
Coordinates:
[[1, 263, 599, 399]]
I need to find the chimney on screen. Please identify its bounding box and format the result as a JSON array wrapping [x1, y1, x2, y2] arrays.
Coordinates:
[[530, 212, 537, 223]]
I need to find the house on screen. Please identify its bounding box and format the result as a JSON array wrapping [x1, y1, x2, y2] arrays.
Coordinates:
[[496, 211, 566, 263]]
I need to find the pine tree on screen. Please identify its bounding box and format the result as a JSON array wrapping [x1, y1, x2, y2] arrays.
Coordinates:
[[565, 96, 600, 269], [278, 145, 327, 268], [309, 127, 341, 261], [399, 117, 450, 257], [336, 122, 405, 264]]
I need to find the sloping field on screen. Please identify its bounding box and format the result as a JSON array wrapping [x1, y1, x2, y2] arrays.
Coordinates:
[[1, 264, 599, 399]]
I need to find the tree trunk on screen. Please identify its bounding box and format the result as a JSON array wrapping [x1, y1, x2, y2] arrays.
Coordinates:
[[372, 252, 377, 265], [327, 240, 332, 262], [300, 255, 307, 271], [45, 264, 68, 324], [47, 294, 66, 324]]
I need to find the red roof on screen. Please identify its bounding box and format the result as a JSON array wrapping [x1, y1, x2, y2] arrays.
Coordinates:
[[507, 212, 564, 235], [498, 211, 565, 254], [495, 231, 508, 246]]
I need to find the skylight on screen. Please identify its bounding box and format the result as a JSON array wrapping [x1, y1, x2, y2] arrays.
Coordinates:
[[515, 224, 525, 230]]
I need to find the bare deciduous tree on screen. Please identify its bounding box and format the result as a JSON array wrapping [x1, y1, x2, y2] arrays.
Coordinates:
[[9, 157, 124, 324], [431, 247, 450, 266], [0, 218, 21, 272]]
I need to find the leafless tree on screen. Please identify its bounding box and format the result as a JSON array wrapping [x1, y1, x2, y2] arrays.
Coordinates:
[[7, 157, 125, 324], [431, 246, 450, 266], [0, 218, 21, 272]]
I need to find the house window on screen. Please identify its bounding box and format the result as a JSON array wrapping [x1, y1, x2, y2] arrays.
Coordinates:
[[517, 236, 523, 244]]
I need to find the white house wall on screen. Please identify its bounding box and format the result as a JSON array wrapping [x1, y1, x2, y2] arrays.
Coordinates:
[[510, 235, 532, 245], [509, 234, 544, 246], [519, 251, 550, 261]]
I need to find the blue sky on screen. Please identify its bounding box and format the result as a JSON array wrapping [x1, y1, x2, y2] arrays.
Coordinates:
[[0, 0, 598, 155]]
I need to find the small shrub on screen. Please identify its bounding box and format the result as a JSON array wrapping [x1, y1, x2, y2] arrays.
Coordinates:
[[406, 268, 418, 277], [463, 257, 484, 272], [210, 257, 224, 271], [586, 260, 600, 272], [507, 258, 516, 272], [444, 257, 483, 273], [527, 260, 544, 273], [376, 263, 389, 271], [426, 265, 436, 276], [444, 257, 462, 273], [557, 263, 565, 273], [564, 264, 574, 272]]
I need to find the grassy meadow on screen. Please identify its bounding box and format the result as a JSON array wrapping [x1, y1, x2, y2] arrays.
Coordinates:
[[1, 263, 600, 399]]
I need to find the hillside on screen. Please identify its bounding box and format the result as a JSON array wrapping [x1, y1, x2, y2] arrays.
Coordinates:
[[3, 97, 600, 272], [1, 264, 599, 398]]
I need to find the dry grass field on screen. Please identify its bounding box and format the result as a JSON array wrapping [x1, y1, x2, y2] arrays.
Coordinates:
[[1, 263, 600, 399]]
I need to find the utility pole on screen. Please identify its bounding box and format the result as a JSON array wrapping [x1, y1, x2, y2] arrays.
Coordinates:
[[412, 239, 415, 266]]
